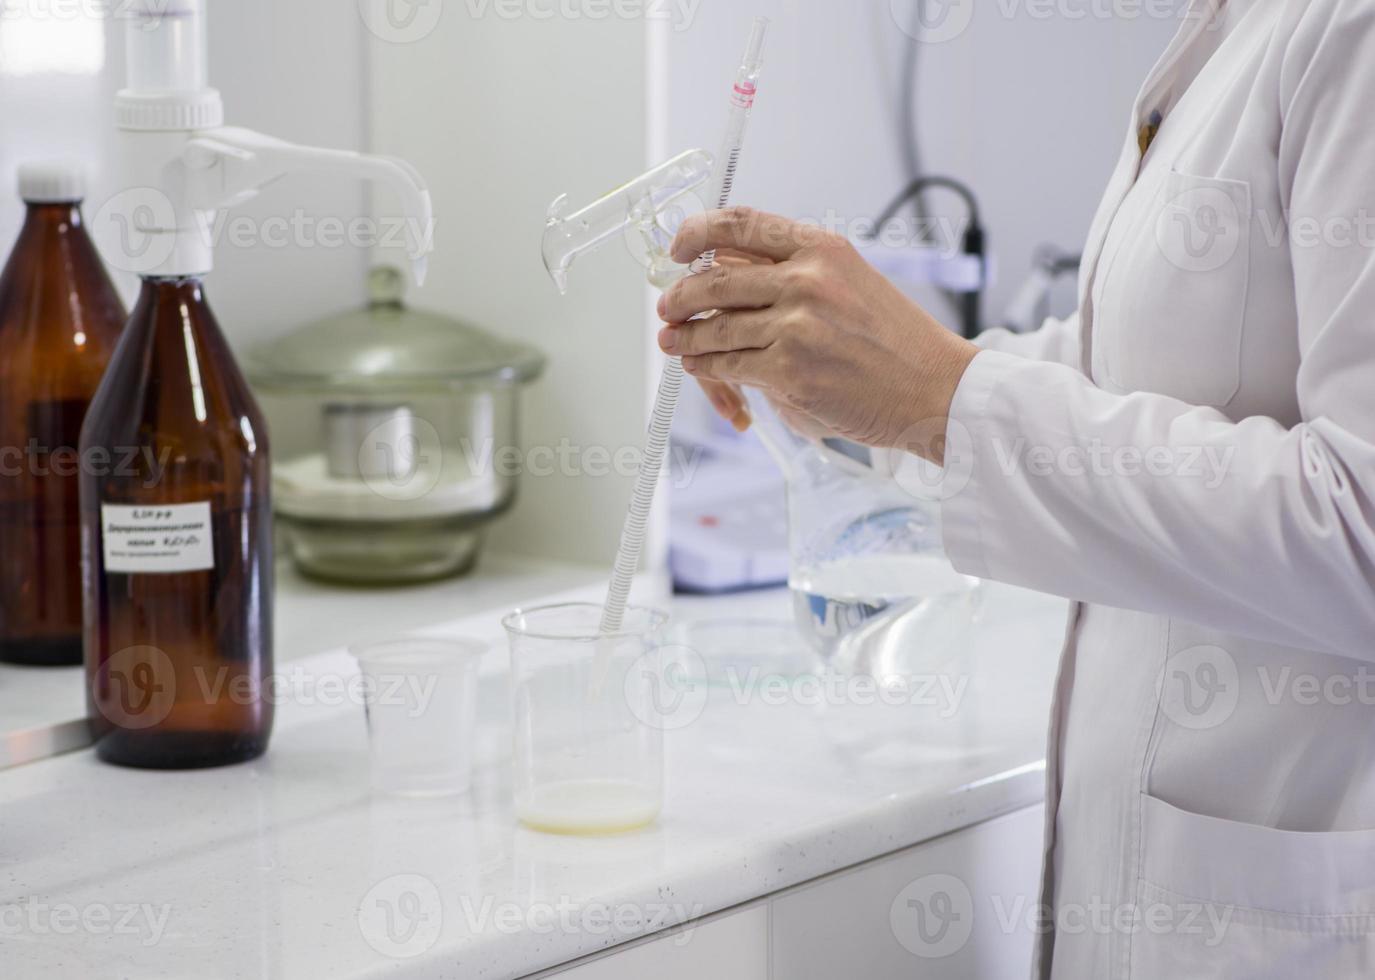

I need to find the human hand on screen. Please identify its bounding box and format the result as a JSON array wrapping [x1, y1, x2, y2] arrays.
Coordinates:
[[677, 248, 767, 433], [657, 208, 978, 463]]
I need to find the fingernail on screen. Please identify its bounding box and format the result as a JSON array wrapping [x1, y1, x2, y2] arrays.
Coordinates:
[[657, 294, 667, 318], [659, 328, 678, 353], [730, 407, 753, 433]]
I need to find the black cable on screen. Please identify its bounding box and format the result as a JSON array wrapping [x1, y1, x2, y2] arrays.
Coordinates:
[[889, 2, 988, 338], [867, 176, 988, 339], [959, 292, 982, 339], [873, 176, 983, 235]]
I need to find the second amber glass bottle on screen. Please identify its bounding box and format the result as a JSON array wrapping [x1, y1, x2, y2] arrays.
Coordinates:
[[81, 277, 274, 769], [0, 163, 127, 666]]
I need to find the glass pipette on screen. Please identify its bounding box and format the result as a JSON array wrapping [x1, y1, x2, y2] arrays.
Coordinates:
[[600, 17, 770, 637]]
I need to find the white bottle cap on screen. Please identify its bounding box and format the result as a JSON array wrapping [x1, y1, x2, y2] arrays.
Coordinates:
[[18, 161, 87, 204]]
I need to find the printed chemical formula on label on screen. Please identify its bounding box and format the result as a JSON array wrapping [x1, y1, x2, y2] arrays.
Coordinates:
[[101, 502, 215, 574]]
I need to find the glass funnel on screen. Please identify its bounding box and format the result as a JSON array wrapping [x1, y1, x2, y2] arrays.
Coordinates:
[[542, 148, 715, 294]]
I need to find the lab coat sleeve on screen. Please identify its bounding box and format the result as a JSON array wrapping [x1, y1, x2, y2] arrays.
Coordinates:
[[941, 2, 1375, 660], [973, 314, 1081, 367]]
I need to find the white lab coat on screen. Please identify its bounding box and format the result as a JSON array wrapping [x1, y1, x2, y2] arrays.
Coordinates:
[[941, 0, 1375, 976]]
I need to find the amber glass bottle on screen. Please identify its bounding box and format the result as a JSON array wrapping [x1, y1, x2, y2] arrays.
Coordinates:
[[0, 165, 127, 666], [81, 277, 274, 769]]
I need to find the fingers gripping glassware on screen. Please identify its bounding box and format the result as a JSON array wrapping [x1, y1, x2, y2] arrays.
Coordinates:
[[503, 603, 668, 835]]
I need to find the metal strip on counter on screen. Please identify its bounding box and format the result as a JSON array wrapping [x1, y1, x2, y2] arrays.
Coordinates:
[[0, 718, 93, 771]]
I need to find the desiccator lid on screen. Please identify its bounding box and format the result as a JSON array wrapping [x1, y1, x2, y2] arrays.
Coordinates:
[[248, 267, 546, 391]]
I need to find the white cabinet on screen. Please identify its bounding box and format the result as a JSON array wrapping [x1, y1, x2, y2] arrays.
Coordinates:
[[543, 807, 1044, 980], [770, 806, 1045, 979], [549, 904, 769, 980]]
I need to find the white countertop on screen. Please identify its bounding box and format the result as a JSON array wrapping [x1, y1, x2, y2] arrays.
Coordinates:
[[0, 554, 607, 738], [0, 572, 1067, 980]]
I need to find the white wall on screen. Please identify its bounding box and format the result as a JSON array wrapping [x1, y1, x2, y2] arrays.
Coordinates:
[[0, 11, 115, 263], [368, 10, 658, 567], [354, 0, 1185, 568], [660, 0, 1179, 443], [203, 0, 373, 348], [657, 0, 1181, 320], [1, 0, 644, 571], [0, 1, 1185, 572], [0, 0, 371, 345]]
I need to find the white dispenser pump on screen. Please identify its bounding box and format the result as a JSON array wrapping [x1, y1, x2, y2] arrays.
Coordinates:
[[111, 0, 433, 283]]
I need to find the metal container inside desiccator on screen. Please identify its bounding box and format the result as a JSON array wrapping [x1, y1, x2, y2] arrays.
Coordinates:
[[248, 267, 545, 585]]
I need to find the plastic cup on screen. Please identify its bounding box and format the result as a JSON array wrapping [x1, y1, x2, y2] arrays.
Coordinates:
[[350, 638, 487, 797], [502, 603, 668, 835]]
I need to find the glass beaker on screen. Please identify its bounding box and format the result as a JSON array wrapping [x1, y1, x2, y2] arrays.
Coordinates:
[[746, 391, 982, 679], [503, 603, 668, 835], [351, 638, 486, 797]]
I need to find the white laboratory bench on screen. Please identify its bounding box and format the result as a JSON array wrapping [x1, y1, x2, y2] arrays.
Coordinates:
[[0, 556, 608, 745], [0, 560, 1067, 980]]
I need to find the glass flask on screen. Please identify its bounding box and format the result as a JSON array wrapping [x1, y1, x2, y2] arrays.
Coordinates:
[[746, 392, 982, 680]]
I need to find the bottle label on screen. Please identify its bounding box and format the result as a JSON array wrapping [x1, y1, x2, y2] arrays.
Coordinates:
[[101, 502, 215, 574]]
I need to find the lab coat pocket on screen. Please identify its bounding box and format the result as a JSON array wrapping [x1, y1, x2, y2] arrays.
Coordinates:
[[1100, 171, 1252, 408], [1131, 794, 1375, 979]]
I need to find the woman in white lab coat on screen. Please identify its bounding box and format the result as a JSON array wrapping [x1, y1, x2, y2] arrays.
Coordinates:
[[657, 1, 1375, 977]]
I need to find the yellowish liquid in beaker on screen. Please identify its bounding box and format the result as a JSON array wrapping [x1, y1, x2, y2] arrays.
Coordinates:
[[516, 779, 661, 836]]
